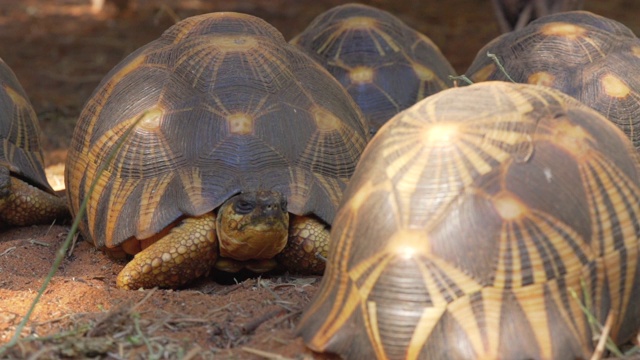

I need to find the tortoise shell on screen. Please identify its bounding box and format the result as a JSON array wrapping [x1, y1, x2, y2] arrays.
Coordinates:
[[64, 12, 369, 250], [0, 57, 51, 192], [297, 82, 640, 359], [466, 11, 640, 149], [291, 3, 456, 135]]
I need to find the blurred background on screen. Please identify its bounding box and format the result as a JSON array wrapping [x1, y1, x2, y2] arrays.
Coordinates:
[[0, 0, 637, 190]]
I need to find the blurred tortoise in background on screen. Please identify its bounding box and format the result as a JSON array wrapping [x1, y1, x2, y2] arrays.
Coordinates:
[[297, 82, 640, 359], [0, 57, 68, 227], [65, 12, 369, 290], [491, 0, 584, 32], [291, 3, 456, 135], [466, 11, 640, 150]]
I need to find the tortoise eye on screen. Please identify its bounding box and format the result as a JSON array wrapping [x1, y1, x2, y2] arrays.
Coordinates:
[[235, 200, 255, 214]]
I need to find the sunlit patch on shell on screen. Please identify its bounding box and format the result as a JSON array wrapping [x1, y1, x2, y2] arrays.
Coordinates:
[[423, 123, 459, 147], [413, 63, 435, 81], [136, 107, 164, 132], [601, 74, 630, 98], [227, 112, 255, 135], [632, 46, 640, 58], [348, 180, 377, 212], [527, 72, 555, 87], [492, 191, 527, 220], [4, 86, 28, 108], [110, 54, 146, 86], [540, 22, 587, 39], [350, 66, 375, 84], [341, 16, 379, 31], [550, 119, 593, 158], [385, 229, 429, 260], [470, 63, 496, 82], [213, 35, 259, 52], [313, 106, 342, 132]]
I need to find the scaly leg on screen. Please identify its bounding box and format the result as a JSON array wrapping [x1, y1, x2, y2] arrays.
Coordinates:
[[116, 213, 217, 289], [0, 176, 68, 226], [277, 215, 329, 275]]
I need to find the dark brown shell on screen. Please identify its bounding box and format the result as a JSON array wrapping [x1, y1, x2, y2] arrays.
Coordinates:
[[466, 11, 640, 149], [297, 82, 640, 359], [291, 3, 456, 135], [65, 12, 369, 249], [0, 57, 50, 191]]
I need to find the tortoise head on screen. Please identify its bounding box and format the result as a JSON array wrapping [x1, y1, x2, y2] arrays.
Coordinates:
[[216, 190, 289, 262]]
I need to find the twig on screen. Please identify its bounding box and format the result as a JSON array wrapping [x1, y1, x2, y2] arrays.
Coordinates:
[[569, 282, 623, 357], [66, 233, 80, 258], [241, 309, 286, 334], [132, 313, 164, 360], [44, 220, 57, 237], [28, 239, 50, 247], [215, 282, 244, 296], [241, 347, 295, 360], [130, 287, 158, 313], [0, 246, 16, 256], [182, 345, 203, 360], [590, 311, 615, 360], [271, 310, 302, 327], [26, 345, 56, 360]]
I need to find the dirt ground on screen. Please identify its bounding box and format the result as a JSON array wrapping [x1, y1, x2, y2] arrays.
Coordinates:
[[1, 0, 640, 359]]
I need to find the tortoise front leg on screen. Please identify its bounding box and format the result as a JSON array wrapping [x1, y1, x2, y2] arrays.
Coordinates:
[[277, 215, 329, 275], [116, 213, 218, 289], [0, 171, 69, 226]]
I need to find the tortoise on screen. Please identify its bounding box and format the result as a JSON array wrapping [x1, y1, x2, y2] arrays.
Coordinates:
[[291, 3, 456, 135], [490, 0, 584, 33], [0, 57, 68, 226], [297, 81, 640, 359], [466, 11, 640, 150], [64, 12, 369, 290]]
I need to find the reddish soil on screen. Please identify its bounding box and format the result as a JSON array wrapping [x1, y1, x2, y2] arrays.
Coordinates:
[[0, 0, 639, 359]]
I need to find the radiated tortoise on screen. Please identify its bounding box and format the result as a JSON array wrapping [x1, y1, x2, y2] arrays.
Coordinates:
[[0, 57, 68, 227], [297, 81, 640, 360], [64, 12, 369, 290], [466, 11, 640, 150], [291, 3, 456, 135]]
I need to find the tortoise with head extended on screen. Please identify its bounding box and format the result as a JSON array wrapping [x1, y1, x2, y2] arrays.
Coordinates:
[[291, 3, 456, 135], [297, 81, 640, 359], [65, 12, 369, 290], [0, 57, 68, 226], [467, 11, 640, 149], [490, 0, 584, 33]]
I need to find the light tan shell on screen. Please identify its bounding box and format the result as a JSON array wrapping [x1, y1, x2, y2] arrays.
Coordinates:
[[298, 82, 640, 360]]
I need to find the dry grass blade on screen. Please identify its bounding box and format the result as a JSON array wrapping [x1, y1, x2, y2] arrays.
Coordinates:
[[449, 74, 473, 86], [0, 111, 149, 356], [569, 280, 624, 358], [486, 52, 516, 83]]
